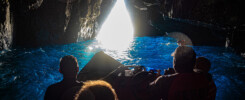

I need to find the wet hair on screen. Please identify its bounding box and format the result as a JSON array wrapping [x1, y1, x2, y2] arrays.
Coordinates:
[[171, 46, 196, 73], [75, 80, 118, 100], [195, 57, 211, 72], [59, 55, 78, 76]]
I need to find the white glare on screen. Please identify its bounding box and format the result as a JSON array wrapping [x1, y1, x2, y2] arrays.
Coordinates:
[[96, 0, 134, 51]]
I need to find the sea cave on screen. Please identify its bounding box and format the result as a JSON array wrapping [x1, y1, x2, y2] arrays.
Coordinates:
[[0, 0, 245, 100]]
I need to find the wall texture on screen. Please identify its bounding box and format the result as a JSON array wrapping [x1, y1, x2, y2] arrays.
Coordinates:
[[0, 0, 244, 55], [0, 0, 115, 49], [126, 0, 244, 55], [0, 0, 12, 50]]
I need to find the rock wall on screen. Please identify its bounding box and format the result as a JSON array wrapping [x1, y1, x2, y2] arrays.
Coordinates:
[[0, 0, 12, 50], [0, 0, 244, 55], [158, 0, 244, 54], [0, 0, 115, 49], [126, 0, 244, 55]]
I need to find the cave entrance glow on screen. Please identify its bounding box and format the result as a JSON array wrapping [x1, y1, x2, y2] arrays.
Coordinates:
[[96, 0, 134, 51]]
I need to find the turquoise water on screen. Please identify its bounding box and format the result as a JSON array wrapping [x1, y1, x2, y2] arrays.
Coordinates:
[[0, 36, 245, 100]]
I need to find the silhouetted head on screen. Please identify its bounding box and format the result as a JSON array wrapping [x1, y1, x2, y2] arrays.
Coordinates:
[[59, 55, 79, 78], [194, 57, 211, 73], [171, 46, 196, 73], [75, 80, 118, 100]]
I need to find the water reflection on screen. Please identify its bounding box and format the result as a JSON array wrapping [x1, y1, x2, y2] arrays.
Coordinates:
[[0, 37, 245, 99]]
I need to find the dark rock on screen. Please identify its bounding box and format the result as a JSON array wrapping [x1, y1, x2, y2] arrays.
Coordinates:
[[226, 25, 245, 56], [125, 0, 163, 36], [126, 0, 244, 54], [0, 0, 12, 50], [8, 0, 115, 47], [77, 51, 123, 81], [1, 0, 244, 56]]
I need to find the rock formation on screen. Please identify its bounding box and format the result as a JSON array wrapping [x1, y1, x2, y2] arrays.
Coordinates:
[[0, 0, 115, 49], [0, 0, 244, 56], [126, 0, 244, 55], [0, 0, 12, 50]]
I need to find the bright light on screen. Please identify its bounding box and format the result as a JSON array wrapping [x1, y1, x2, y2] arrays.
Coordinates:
[[96, 0, 134, 51]]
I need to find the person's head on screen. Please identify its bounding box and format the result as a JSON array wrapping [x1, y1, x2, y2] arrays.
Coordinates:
[[194, 57, 211, 73], [59, 55, 79, 78], [75, 80, 118, 100], [171, 46, 196, 73]]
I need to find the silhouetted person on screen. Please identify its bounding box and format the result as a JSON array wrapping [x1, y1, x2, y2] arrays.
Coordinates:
[[194, 57, 211, 73], [74, 80, 118, 100], [194, 57, 217, 100], [149, 46, 209, 100], [163, 68, 175, 75], [44, 55, 83, 100]]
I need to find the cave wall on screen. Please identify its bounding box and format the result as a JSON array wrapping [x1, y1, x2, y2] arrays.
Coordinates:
[[126, 0, 244, 33], [0, 0, 115, 49], [0, 0, 12, 50], [126, 0, 244, 55], [0, 0, 244, 55]]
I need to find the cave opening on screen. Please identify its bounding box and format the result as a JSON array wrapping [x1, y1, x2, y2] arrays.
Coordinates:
[[96, 0, 134, 51], [0, 0, 245, 99]]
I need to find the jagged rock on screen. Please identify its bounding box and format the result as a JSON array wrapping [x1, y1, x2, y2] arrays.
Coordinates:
[[0, 0, 12, 50], [8, 0, 115, 47], [0, 0, 244, 56], [126, 0, 244, 52], [77, 51, 123, 81], [226, 25, 245, 56]]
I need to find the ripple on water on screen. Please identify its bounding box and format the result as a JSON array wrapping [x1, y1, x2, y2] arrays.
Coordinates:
[[0, 36, 245, 100]]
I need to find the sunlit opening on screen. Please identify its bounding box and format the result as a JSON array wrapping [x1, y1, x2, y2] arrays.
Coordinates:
[[96, 0, 134, 51]]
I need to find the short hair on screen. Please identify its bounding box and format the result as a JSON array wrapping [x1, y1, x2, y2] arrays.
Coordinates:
[[59, 55, 78, 76], [195, 57, 211, 72], [171, 46, 196, 73], [75, 80, 118, 100]]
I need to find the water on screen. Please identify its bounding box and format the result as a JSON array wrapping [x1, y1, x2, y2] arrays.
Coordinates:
[[0, 36, 245, 100]]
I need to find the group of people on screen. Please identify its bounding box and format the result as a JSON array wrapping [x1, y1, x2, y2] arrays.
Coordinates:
[[44, 42, 216, 100], [44, 55, 118, 100]]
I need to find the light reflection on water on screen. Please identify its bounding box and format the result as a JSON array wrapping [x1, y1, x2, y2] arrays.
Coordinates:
[[0, 36, 245, 100]]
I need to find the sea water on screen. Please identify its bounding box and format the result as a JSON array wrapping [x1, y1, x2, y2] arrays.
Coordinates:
[[0, 36, 244, 100]]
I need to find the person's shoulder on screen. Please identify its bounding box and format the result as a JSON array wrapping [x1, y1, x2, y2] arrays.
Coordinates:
[[154, 73, 178, 83], [46, 82, 63, 91], [45, 82, 63, 100], [193, 72, 212, 81], [161, 73, 178, 78]]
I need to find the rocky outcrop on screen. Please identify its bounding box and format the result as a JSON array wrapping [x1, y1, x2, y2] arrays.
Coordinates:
[[78, 0, 116, 41], [127, 0, 244, 31], [1, 0, 244, 55], [126, 0, 244, 55], [158, 0, 245, 55], [226, 25, 245, 57], [0, 0, 115, 49], [0, 0, 12, 50]]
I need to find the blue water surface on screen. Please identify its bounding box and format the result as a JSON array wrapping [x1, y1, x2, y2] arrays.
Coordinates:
[[0, 36, 245, 100]]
